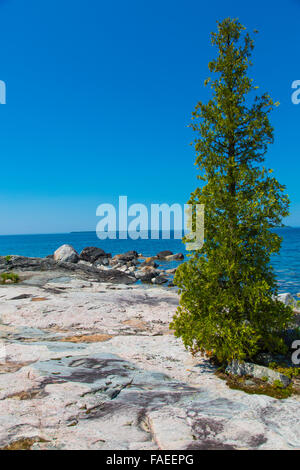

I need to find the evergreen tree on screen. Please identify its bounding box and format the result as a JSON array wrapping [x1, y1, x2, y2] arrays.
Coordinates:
[[171, 18, 293, 363]]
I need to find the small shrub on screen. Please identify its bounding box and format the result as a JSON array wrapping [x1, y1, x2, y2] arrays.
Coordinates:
[[5, 255, 12, 262], [0, 272, 20, 284]]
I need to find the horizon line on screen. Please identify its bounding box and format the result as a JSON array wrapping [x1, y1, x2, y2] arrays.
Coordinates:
[[0, 226, 297, 237]]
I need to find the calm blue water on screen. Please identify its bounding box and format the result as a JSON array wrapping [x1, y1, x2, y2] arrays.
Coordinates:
[[0, 228, 299, 295]]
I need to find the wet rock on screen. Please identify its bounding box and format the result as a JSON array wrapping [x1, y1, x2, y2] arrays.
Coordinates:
[[156, 251, 173, 260], [54, 245, 79, 263], [165, 253, 184, 261]]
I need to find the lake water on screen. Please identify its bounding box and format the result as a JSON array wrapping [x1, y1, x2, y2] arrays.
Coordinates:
[[0, 228, 299, 295]]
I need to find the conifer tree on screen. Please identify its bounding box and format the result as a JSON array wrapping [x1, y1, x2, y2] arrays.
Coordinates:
[[171, 18, 293, 363]]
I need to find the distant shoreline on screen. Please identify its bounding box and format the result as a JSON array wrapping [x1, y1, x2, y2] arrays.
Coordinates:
[[0, 226, 296, 237]]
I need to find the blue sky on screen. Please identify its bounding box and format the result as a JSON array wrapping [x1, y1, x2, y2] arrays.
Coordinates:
[[0, 0, 299, 234]]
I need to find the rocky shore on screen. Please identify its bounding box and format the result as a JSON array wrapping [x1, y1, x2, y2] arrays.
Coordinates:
[[0, 246, 299, 450], [0, 244, 184, 287]]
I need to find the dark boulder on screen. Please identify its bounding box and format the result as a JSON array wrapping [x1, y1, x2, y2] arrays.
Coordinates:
[[80, 247, 111, 263], [156, 250, 173, 259]]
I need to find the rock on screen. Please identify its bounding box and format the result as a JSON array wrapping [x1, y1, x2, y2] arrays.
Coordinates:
[[165, 253, 184, 261], [79, 247, 111, 263], [156, 251, 173, 260], [146, 256, 158, 262], [118, 265, 129, 273], [10, 294, 32, 300], [277, 293, 296, 308], [244, 379, 256, 386], [135, 267, 159, 282], [78, 260, 93, 267], [113, 251, 139, 262], [54, 245, 79, 263], [126, 260, 139, 267], [140, 260, 158, 268], [166, 268, 177, 274], [152, 276, 168, 285], [0, 279, 300, 450], [94, 257, 109, 267], [0, 255, 136, 285], [96, 265, 110, 271], [226, 360, 291, 387], [109, 259, 125, 267]]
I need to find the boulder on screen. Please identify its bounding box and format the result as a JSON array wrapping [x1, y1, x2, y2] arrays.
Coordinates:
[[152, 276, 168, 285], [140, 259, 158, 268], [113, 251, 139, 262], [156, 251, 173, 260], [277, 293, 296, 308], [165, 253, 184, 261], [226, 360, 291, 388], [79, 247, 111, 263], [140, 266, 159, 274], [135, 267, 159, 282], [54, 245, 78, 263]]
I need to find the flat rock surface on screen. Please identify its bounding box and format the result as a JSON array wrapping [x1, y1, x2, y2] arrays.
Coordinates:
[[0, 271, 299, 450]]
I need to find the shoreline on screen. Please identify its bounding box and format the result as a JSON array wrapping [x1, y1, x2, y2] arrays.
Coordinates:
[[0, 244, 185, 288]]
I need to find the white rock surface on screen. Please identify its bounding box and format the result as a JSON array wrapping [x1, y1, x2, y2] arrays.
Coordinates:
[[0, 272, 299, 450]]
